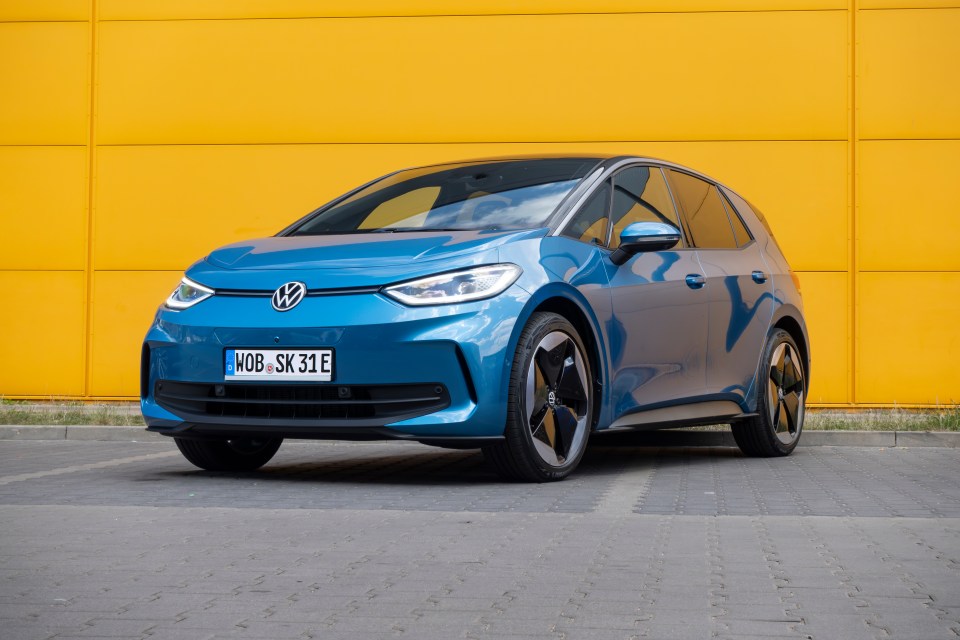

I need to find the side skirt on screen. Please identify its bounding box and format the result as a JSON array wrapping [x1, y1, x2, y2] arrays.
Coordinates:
[[604, 400, 745, 431]]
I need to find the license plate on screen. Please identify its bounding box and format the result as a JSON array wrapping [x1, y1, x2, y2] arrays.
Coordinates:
[[225, 349, 334, 381]]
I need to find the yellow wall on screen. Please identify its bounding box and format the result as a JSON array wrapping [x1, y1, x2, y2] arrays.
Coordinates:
[[1, 1, 957, 406]]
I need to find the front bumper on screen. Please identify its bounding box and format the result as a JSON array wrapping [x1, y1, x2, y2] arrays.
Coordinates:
[[141, 287, 527, 442]]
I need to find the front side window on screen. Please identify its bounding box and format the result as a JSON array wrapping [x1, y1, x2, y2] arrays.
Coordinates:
[[288, 159, 599, 235], [666, 170, 738, 249], [610, 166, 682, 249], [560, 180, 611, 245]]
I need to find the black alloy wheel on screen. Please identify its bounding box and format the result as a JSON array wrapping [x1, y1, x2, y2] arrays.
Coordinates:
[[484, 312, 593, 482]]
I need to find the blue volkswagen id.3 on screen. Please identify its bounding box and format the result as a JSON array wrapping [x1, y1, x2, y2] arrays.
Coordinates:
[[141, 156, 809, 481]]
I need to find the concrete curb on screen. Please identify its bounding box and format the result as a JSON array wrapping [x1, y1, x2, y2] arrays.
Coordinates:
[[0, 425, 957, 447], [0, 425, 162, 441], [894, 431, 960, 448]]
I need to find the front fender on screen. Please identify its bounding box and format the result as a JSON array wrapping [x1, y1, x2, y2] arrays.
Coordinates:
[[502, 283, 613, 430]]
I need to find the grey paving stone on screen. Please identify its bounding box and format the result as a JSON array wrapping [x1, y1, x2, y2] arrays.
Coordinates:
[[0, 441, 958, 640], [65, 425, 162, 441], [635, 621, 715, 639], [803, 430, 895, 447], [68, 617, 159, 637], [141, 628, 219, 640], [720, 618, 802, 636]]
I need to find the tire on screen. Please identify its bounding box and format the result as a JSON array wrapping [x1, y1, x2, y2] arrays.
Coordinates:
[[732, 328, 806, 457], [483, 312, 593, 482], [174, 437, 283, 471]]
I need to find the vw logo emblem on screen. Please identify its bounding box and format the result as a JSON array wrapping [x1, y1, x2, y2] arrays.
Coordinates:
[[271, 282, 306, 312]]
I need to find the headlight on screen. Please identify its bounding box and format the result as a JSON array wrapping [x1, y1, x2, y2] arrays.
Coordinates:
[[165, 277, 214, 310], [383, 264, 522, 306]]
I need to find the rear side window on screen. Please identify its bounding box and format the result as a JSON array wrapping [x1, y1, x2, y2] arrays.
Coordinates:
[[666, 170, 737, 249], [610, 166, 682, 249]]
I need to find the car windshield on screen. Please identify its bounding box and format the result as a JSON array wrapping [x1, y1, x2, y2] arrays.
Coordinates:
[[287, 158, 600, 235]]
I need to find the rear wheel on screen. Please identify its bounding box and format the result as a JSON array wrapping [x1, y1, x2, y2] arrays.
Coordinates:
[[484, 312, 593, 482], [174, 437, 283, 471], [732, 328, 805, 457]]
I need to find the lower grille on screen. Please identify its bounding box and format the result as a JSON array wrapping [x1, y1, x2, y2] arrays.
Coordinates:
[[155, 380, 449, 425]]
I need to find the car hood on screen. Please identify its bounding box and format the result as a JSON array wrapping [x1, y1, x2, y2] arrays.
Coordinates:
[[187, 228, 547, 290]]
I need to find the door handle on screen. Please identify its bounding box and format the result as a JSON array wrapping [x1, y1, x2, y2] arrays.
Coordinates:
[[751, 270, 768, 284], [685, 274, 706, 290]]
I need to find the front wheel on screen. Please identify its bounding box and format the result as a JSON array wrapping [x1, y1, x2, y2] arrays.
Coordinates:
[[732, 328, 806, 457], [174, 437, 283, 471], [484, 312, 593, 482]]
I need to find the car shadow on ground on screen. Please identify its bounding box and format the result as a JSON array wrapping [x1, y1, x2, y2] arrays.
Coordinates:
[[157, 432, 744, 486]]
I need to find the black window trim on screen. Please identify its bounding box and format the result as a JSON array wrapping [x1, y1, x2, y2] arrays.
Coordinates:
[[719, 184, 772, 241], [718, 188, 756, 249]]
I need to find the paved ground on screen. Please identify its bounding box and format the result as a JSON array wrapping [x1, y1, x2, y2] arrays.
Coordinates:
[[1, 439, 958, 640]]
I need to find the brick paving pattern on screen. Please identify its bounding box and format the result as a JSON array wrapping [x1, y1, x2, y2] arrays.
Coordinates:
[[1, 440, 958, 639]]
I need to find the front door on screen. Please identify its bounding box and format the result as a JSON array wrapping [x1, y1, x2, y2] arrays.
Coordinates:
[[601, 166, 710, 420]]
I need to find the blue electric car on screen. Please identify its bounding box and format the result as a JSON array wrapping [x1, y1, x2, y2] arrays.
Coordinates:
[[141, 155, 809, 481]]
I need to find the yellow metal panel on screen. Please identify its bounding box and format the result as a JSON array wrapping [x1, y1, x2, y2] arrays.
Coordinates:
[[89, 271, 181, 397], [795, 272, 849, 405], [861, 1, 959, 8], [0, 0, 88, 21], [0, 271, 85, 396], [97, 11, 846, 144], [635, 142, 847, 271], [99, 0, 845, 20], [0, 146, 87, 270], [96, 141, 843, 271], [858, 272, 960, 404], [0, 22, 88, 145], [859, 9, 960, 139], [859, 140, 960, 271]]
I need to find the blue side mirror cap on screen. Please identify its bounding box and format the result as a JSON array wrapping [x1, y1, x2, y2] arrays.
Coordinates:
[[610, 222, 682, 265]]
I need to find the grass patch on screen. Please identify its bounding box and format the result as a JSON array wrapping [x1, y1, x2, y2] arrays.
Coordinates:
[[0, 400, 144, 426], [804, 407, 960, 432]]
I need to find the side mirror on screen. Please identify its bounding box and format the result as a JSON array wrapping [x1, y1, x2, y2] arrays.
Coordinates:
[[609, 222, 681, 266]]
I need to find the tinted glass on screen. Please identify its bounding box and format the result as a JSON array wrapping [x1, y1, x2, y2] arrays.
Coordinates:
[[667, 170, 737, 249], [610, 166, 682, 249], [722, 186, 773, 238], [289, 159, 599, 235], [561, 180, 611, 245], [720, 191, 752, 247]]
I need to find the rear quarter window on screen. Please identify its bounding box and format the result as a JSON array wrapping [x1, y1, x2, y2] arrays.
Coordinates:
[[722, 186, 774, 239]]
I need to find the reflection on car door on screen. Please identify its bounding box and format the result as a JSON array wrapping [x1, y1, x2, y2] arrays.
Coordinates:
[[600, 167, 710, 422], [666, 170, 775, 407]]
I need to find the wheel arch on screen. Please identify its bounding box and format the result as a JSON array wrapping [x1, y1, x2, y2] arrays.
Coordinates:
[[743, 306, 810, 413], [772, 310, 811, 387], [519, 289, 608, 431]]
